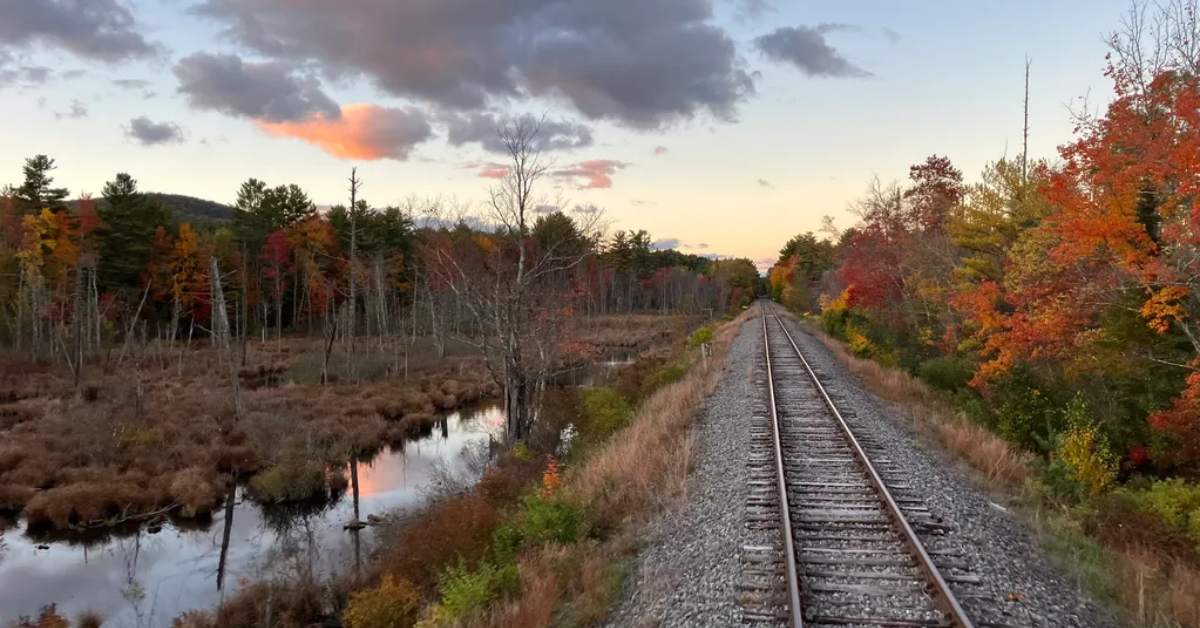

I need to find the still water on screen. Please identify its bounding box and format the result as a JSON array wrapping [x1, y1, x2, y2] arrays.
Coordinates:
[[0, 405, 505, 627]]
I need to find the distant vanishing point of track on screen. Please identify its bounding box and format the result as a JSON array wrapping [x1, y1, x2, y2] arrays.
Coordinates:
[[741, 306, 977, 628]]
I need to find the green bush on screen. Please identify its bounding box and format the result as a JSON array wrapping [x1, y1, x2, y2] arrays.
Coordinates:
[[1126, 479, 1200, 547], [916, 355, 975, 392], [249, 461, 330, 503], [640, 363, 687, 397], [435, 560, 520, 622], [687, 326, 714, 348], [580, 387, 632, 441], [989, 367, 1062, 452], [490, 494, 586, 563], [519, 494, 584, 545]]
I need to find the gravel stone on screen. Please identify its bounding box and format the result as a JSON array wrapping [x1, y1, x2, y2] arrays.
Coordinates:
[[607, 315, 761, 627], [607, 309, 1122, 628]]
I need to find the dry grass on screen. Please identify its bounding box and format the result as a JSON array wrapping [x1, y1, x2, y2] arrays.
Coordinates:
[[568, 310, 750, 527], [807, 326, 1032, 488], [0, 339, 500, 530]]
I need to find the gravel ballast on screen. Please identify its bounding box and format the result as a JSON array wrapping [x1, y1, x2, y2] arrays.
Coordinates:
[[608, 307, 1121, 628], [606, 315, 762, 627]]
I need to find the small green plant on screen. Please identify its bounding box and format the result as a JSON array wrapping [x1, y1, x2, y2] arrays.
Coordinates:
[[916, 355, 974, 391], [687, 325, 713, 348], [580, 387, 631, 441], [249, 461, 330, 503], [1121, 478, 1200, 548], [640, 363, 686, 396], [434, 560, 520, 622], [519, 494, 584, 545], [342, 575, 421, 628]]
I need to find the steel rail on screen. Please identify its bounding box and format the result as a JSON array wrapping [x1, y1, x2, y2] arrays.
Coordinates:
[[767, 311, 975, 628], [760, 309, 806, 628]]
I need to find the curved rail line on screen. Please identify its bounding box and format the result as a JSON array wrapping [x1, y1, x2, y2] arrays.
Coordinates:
[[761, 307, 974, 628]]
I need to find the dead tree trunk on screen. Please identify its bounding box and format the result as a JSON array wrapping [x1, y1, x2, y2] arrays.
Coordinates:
[[210, 256, 242, 419]]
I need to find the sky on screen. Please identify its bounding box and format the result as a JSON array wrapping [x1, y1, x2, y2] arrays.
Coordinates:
[[0, 0, 1132, 270]]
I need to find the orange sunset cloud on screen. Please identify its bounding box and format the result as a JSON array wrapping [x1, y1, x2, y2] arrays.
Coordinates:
[[256, 103, 432, 160]]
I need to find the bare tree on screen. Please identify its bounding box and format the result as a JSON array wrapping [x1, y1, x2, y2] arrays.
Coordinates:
[[424, 118, 602, 441]]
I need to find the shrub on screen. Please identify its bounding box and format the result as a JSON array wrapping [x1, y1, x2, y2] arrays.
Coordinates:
[[579, 387, 631, 442], [1051, 398, 1118, 498], [687, 326, 713, 349], [248, 462, 329, 503], [0, 483, 35, 513], [169, 468, 219, 518], [342, 575, 421, 628], [1113, 479, 1200, 550], [916, 355, 974, 392], [639, 363, 686, 397], [519, 494, 584, 546], [434, 560, 520, 623], [11, 604, 69, 628], [379, 492, 502, 591]]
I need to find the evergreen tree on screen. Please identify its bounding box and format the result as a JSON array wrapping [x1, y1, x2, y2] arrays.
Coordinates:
[[11, 155, 69, 214], [97, 173, 173, 291]]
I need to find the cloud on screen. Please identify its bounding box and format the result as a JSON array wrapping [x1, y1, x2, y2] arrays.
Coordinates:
[[882, 27, 901, 44], [445, 113, 593, 153], [465, 161, 510, 179], [257, 103, 433, 160], [193, 0, 753, 129], [175, 52, 341, 123], [755, 24, 871, 78], [651, 238, 681, 250], [757, 178, 773, 188], [0, 56, 55, 89], [731, 0, 773, 21], [55, 100, 89, 120], [0, 0, 155, 62], [126, 116, 184, 145], [654, 146, 669, 156], [696, 242, 709, 249], [552, 160, 628, 190], [113, 78, 150, 89]]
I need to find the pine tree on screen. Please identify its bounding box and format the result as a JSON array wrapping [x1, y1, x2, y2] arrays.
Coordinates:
[[11, 155, 69, 214]]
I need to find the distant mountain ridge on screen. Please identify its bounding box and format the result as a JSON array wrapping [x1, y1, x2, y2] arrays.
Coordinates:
[[70, 193, 236, 223]]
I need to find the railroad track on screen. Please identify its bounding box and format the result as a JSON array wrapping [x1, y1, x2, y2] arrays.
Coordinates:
[[742, 307, 976, 628]]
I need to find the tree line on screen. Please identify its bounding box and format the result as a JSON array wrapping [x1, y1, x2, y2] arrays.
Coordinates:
[[0, 120, 758, 440], [770, 3, 1200, 479]]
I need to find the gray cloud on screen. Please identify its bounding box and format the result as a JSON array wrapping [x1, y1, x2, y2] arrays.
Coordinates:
[[126, 116, 184, 145], [882, 27, 901, 44], [755, 24, 871, 78], [0, 0, 154, 62], [193, 0, 754, 129], [113, 78, 151, 89], [445, 113, 593, 153], [55, 99, 89, 119], [174, 52, 341, 122], [651, 238, 681, 250], [757, 178, 773, 188], [732, 0, 773, 21]]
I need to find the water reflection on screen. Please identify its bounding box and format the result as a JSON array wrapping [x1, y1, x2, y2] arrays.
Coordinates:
[[0, 404, 504, 627]]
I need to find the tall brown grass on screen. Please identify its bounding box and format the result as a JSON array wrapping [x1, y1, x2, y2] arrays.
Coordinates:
[[472, 310, 753, 626]]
